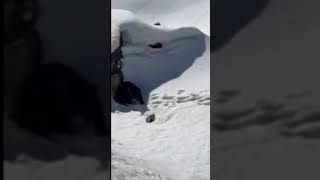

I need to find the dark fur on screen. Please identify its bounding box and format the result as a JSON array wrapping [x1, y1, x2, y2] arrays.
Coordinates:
[[114, 81, 144, 105], [14, 63, 108, 137], [4, 0, 43, 117], [5, 0, 40, 43]]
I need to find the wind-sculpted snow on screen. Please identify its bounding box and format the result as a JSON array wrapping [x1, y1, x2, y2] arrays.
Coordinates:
[[112, 0, 210, 35], [112, 9, 210, 180], [112, 9, 208, 94]]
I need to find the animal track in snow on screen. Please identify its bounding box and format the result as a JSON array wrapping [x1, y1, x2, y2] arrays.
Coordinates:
[[148, 90, 210, 110], [162, 95, 174, 100], [151, 101, 163, 105], [176, 96, 189, 100], [177, 90, 185, 94], [150, 96, 159, 100], [213, 90, 320, 139]]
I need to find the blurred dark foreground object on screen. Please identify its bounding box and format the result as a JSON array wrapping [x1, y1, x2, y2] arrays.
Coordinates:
[[4, 0, 43, 117], [13, 63, 108, 138], [212, 0, 270, 51]]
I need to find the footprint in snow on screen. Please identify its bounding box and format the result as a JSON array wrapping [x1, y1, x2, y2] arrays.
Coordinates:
[[162, 95, 174, 100], [148, 90, 210, 109], [177, 89, 185, 94]]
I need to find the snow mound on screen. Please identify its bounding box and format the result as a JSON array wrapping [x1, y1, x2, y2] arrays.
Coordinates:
[[112, 9, 210, 180], [112, 0, 210, 36], [112, 9, 209, 95]]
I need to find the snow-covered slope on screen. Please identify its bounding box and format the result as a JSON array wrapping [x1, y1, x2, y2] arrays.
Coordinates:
[[213, 0, 320, 179], [111, 7, 210, 180]]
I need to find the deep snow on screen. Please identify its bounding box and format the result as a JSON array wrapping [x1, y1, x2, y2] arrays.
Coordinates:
[[111, 0, 210, 36], [111, 6, 210, 180]]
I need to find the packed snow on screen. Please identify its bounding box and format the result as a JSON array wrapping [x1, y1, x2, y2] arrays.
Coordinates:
[[111, 5, 210, 180]]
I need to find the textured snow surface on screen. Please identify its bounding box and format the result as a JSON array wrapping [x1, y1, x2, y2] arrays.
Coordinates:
[[111, 7, 210, 180]]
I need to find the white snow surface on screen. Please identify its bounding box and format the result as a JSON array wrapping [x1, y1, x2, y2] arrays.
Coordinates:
[[112, 0, 210, 36], [111, 8, 210, 180]]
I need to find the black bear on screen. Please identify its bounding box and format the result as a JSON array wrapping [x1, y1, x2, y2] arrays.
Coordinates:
[[4, 0, 43, 117], [14, 63, 108, 138], [114, 81, 144, 105]]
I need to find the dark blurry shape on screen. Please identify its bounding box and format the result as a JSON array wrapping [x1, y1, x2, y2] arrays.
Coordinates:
[[4, 0, 40, 43], [4, 0, 43, 117], [212, 0, 270, 51], [4, 0, 111, 168], [154, 22, 161, 26], [146, 113, 156, 123], [149, 42, 163, 48], [111, 32, 124, 99], [111, 32, 124, 75], [14, 63, 108, 138], [215, 89, 241, 104], [114, 81, 145, 105]]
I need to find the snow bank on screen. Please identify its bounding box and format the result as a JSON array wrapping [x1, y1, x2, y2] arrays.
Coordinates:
[[112, 0, 210, 36], [112, 9, 208, 95], [112, 8, 210, 180]]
